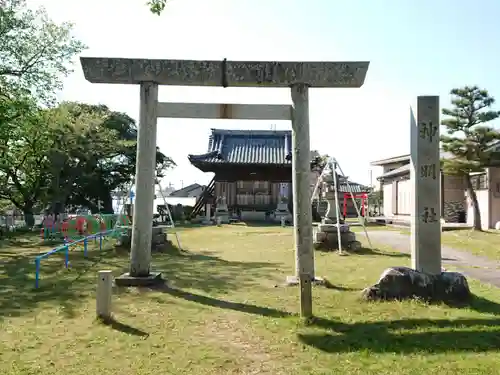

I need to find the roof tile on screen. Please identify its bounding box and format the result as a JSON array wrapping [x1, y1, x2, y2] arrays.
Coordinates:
[[189, 128, 292, 165]]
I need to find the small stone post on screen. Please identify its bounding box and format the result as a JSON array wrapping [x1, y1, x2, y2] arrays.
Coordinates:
[[410, 96, 441, 274], [96, 270, 113, 320], [291, 83, 314, 318], [129, 82, 159, 278], [205, 203, 211, 222]]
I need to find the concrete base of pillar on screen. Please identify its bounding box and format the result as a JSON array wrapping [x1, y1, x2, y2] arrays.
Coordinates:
[[115, 271, 163, 287], [284, 275, 327, 287]]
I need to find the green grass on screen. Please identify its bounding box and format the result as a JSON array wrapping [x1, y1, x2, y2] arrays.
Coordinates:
[[440, 229, 500, 261], [2, 225, 500, 374], [354, 223, 500, 262]]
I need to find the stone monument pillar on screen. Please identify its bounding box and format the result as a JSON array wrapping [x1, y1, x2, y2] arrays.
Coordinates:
[[203, 203, 212, 224], [410, 96, 442, 274], [274, 197, 291, 224], [214, 196, 230, 224], [360, 96, 470, 303]]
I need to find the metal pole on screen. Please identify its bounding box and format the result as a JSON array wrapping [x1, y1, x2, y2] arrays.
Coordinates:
[[291, 83, 314, 319], [331, 161, 343, 254], [156, 180, 182, 251], [336, 161, 373, 249], [310, 162, 329, 204], [368, 169, 373, 219]]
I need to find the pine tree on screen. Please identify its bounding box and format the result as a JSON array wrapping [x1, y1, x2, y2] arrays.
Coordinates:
[[441, 86, 500, 230]]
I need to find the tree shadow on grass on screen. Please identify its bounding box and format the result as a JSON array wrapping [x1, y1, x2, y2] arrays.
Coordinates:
[[352, 247, 410, 258], [447, 294, 500, 316], [315, 246, 410, 259], [299, 295, 500, 354], [148, 283, 293, 318], [238, 221, 287, 228], [300, 317, 500, 353], [0, 237, 280, 320], [0, 231, 37, 247], [0, 242, 126, 320], [145, 242, 281, 294], [99, 316, 149, 337]]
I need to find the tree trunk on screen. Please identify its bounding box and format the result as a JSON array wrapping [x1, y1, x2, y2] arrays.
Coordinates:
[[465, 174, 482, 231], [102, 193, 113, 214], [23, 202, 35, 228]]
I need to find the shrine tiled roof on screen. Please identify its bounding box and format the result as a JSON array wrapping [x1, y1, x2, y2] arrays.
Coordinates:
[[188, 129, 293, 165]]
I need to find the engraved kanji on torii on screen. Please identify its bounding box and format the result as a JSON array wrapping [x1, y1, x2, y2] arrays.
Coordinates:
[[80, 57, 369, 87]]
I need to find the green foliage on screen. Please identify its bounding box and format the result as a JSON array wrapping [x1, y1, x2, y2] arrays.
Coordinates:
[[0, 101, 176, 216], [441, 86, 500, 175], [0, 0, 177, 222], [58, 103, 176, 213], [368, 189, 383, 207], [148, 0, 168, 15], [441, 86, 500, 230], [0, 99, 49, 212], [0, 0, 86, 103]]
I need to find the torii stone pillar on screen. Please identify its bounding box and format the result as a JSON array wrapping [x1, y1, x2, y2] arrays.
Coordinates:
[[80, 57, 369, 316], [130, 82, 158, 277]]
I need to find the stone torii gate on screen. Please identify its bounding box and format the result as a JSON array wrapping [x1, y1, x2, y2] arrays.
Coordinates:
[[80, 57, 369, 317]]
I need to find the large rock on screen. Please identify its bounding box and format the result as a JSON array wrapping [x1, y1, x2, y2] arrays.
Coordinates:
[[361, 266, 471, 303]]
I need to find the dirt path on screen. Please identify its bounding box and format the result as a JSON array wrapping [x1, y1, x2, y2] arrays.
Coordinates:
[[359, 230, 500, 287]]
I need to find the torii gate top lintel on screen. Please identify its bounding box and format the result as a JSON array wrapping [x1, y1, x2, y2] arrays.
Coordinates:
[[80, 57, 370, 88]]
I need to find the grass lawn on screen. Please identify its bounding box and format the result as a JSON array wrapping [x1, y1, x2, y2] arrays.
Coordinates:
[[2, 225, 500, 374], [440, 229, 500, 261], [353, 223, 500, 262]]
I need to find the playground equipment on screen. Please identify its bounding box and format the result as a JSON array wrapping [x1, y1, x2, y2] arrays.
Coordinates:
[[34, 229, 122, 288], [40, 213, 131, 242], [35, 186, 134, 289]]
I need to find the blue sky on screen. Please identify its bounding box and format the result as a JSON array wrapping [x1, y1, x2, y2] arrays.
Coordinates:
[[30, 0, 500, 188]]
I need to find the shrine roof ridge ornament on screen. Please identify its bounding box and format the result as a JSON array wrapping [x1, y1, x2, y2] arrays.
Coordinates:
[[80, 57, 370, 88]]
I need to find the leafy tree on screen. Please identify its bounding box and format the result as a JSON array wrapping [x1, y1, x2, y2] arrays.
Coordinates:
[[0, 104, 52, 226], [148, 0, 169, 15], [55, 103, 175, 214], [0, 0, 85, 103], [0, 0, 85, 226], [367, 189, 383, 215], [441, 86, 500, 230], [0, 102, 176, 225]]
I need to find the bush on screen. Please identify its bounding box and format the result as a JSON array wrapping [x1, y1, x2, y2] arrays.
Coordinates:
[[183, 205, 193, 218]]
